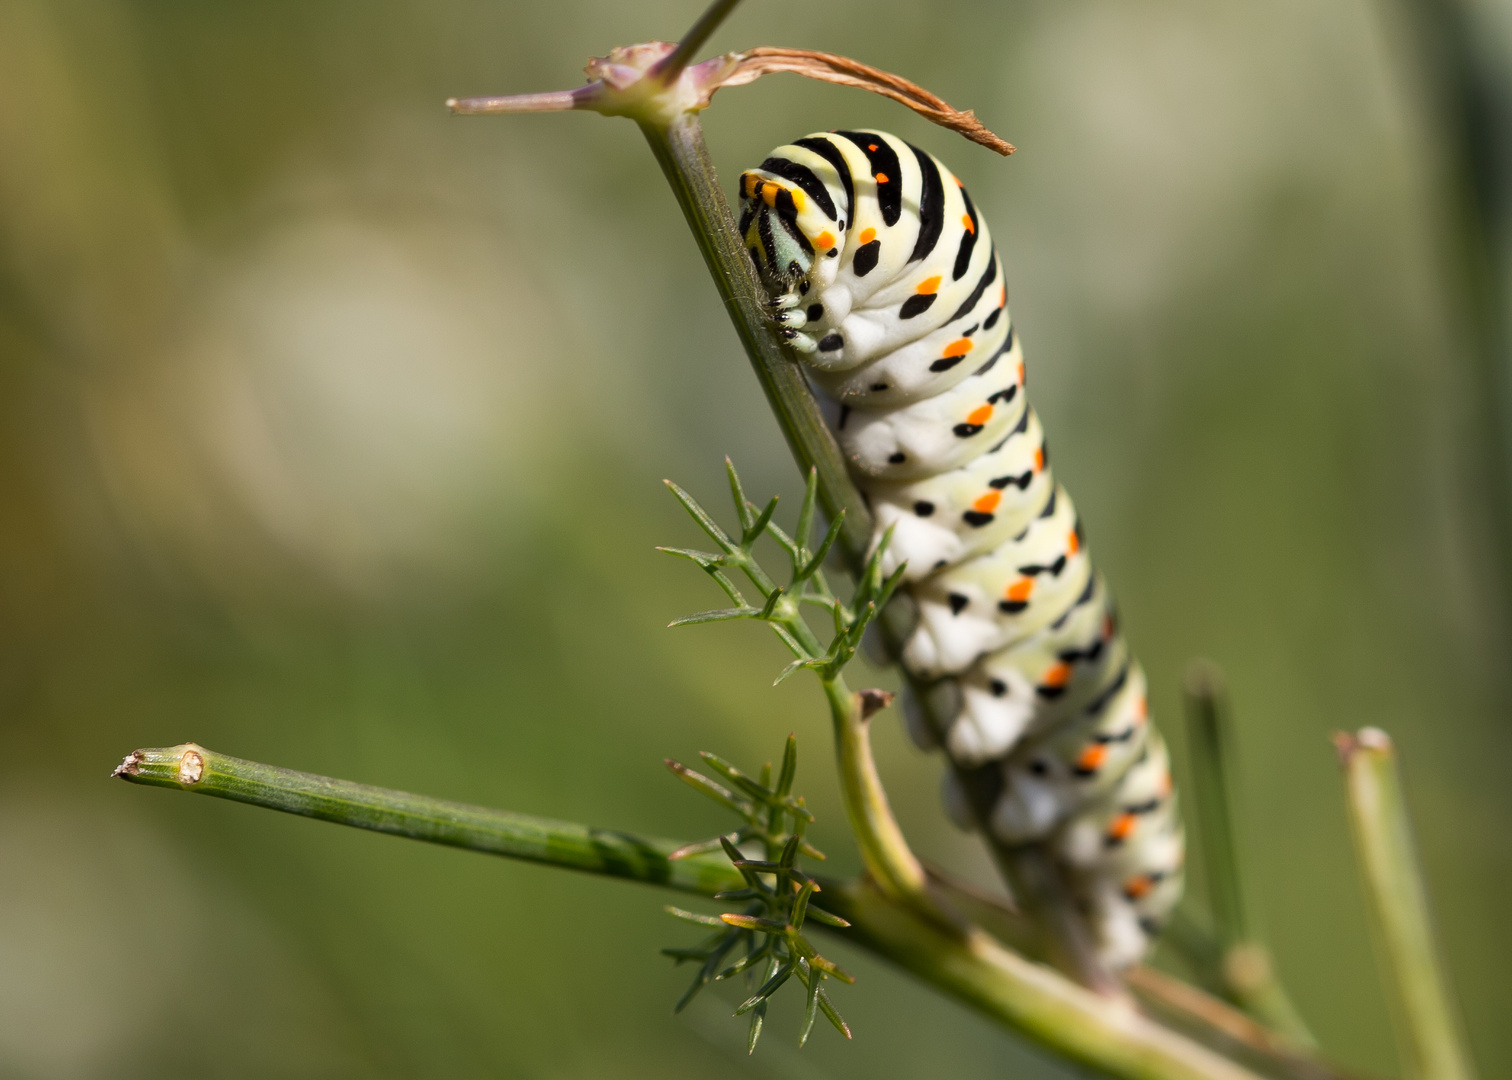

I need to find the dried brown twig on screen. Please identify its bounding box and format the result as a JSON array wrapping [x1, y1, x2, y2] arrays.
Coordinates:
[[718, 47, 1015, 155]]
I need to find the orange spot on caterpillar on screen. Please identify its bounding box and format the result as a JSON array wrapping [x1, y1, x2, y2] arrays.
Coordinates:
[[954, 176, 963, 187], [973, 491, 1001, 514], [1103, 615, 1114, 638], [875, 172, 890, 184], [1108, 813, 1138, 842], [1076, 743, 1108, 773], [1042, 663, 1072, 688], [1160, 771, 1173, 797], [916, 275, 942, 295], [962, 213, 975, 234], [859, 228, 877, 245], [742, 173, 760, 198], [967, 404, 994, 426], [1017, 361, 1025, 383], [1005, 578, 1034, 603], [1136, 696, 1149, 720], [868, 143, 879, 151], [942, 338, 973, 357], [1034, 448, 1045, 471], [1067, 529, 1080, 555], [1123, 875, 1153, 900], [761, 183, 780, 208], [815, 231, 836, 250], [1000, 286, 1007, 306]]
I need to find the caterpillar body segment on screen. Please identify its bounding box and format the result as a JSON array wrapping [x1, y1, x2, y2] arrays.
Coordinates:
[[740, 129, 1183, 968], [990, 661, 1151, 841], [949, 573, 1127, 766], [836, 341, 1026, 480], [902, 483, 1092, 676], [865, 401, 1050, 582]]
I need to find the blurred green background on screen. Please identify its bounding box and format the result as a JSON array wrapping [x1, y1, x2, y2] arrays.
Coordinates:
[[3, 0, 1510, 1076]]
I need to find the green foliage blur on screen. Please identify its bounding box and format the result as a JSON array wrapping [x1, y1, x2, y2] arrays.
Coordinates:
[[2, 0, 1509, 1076]]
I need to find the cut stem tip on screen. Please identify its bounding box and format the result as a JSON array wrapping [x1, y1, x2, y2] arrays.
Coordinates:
[[1336, 726, 1477, 1080]]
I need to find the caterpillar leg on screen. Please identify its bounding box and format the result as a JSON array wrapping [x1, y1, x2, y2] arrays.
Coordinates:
[[780, 328, 818, 353]]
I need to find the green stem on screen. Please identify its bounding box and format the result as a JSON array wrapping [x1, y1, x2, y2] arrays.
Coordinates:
[[1183, 663, 1315, 1045], [118, 742, 1286, 1080], [113, 743, 741, 895], [652, 0, 744, 83], [821, 676, 928, 903], [826, 879, 1271, 1080], [1184, 664, 1251, 947], [1335, 729, 1477, 1080]]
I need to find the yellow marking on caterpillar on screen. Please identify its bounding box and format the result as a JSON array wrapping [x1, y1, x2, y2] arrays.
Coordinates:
[[916, 275, 942, 295], [859, 227, 877, 245], [962, 214, 976, 234]]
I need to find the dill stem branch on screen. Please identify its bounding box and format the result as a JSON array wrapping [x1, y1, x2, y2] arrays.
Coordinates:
[[1183, 664, 1315, 1045], [115, 741, 1288, 1080], [1336, 729, 1477, 1080], [113, 743, 742, 893], [821, 675, 928, 902]]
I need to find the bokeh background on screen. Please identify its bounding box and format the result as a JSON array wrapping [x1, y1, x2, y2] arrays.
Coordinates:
[[3, 0, 1510, 1076]]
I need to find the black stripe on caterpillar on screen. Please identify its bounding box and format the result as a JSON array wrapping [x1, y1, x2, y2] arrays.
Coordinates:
[[739, 129, 1184, 968]]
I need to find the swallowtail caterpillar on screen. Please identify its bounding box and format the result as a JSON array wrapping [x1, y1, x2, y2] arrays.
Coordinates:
[[739, 130, 1184, 966]]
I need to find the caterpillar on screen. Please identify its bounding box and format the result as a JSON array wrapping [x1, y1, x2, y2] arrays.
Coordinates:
[[738, 130, 1184, 967]]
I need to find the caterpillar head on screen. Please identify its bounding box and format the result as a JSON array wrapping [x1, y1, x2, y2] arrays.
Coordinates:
[[737, 172, 839, 298]]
